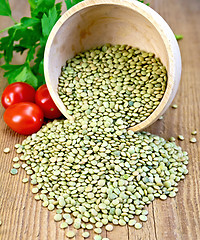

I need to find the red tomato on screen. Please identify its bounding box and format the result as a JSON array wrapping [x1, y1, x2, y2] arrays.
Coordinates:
[[4, 102, 44, 135], [35, 84, 62, 119], [1, 82, 36, 109]]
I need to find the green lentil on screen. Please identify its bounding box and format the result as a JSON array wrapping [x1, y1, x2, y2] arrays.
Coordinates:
[[21, 163, 27, 169], [135, 222, 142, 229], [16, 148, 22, 154], [13, 157, 19, 162], [4, 147, 10, 153], [66, 231, 75, 238], [139, 215, 148, 221], [13, 163, 20, 169], [48, 204, 55, 211], [172, 104, 178, 109], [191, 130, 197, 135], [56, 209, 63, 214], [15, 144, 20, 149], [74, 220, 81, 229], [105, 224, 113, 231], [169, 137, 175, 142], [190, 137, 197, 143], [10, 168, 18, 175], [119, 219, 126, 226], [34, 195, 40, 200], [81, 223, 86, 229], [32, 188, 39, 194], [27, 170, 33, 175], [102, 219, 108, 225], [178, 135, 184, 141], [22, 178, 28, 183], [95, 222, 103, 228], [66, 218, 73, 225], [142, 210, 148, 216], [63, 214, 71, 219], [82, 232, 90, 238], [94, 235, 102, 240], [169, 192, 176, 198], [54, 214, 62, 222], [94, 228, 102, 234], [135, 210, 142, 215], [60, 222, 68, 229], [128, 219, 136, 226], [112, 219, 119, 225], [86, 224, 93, 230]]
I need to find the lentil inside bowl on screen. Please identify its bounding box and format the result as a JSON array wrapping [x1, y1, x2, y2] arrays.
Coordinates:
[[58, 44, 167, 128]]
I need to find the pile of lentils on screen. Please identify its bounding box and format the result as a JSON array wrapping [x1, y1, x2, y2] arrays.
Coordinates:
[[16, 116, 188, 239], [58, 44, 167, 128], [13, 44, 188, 239]]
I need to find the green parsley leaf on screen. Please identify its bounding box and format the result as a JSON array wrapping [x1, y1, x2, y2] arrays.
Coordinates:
[[20, 17, 40, 28], [28, 0, 39, 10], [0, 0, 151, 90], [31, 0, 56, 17], [38, 59, 44, 75], [13, 45, 27, 54], [0, 28, 17, 62], [175, 35, 183, 40], [136, 0, 150, 6], [1, 64, 25, 83], [37, 0, 55, 9], [65, 0, 83, 10], [41, 6, 58, 38], [64, 0, 149, 9], [0, 0, 11, 17], [0, 0, 64, 89], [32, 47, 44, 72], [55, 2, 62, 17], [15, 65, 39, 88], [31, 45, 45, 85], [2, 64, 38, 88], [18, 29, 39, 49], [26, 44, 39, 63]]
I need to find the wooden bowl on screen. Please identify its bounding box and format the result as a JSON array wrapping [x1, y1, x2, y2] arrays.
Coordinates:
[[44, 0, 181, 131]]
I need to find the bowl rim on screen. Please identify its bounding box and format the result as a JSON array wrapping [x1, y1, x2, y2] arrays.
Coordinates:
[[44, 0, 181, 131]]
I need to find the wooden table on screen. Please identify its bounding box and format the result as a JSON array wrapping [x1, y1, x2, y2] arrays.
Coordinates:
[[0, 0, 200, 239]]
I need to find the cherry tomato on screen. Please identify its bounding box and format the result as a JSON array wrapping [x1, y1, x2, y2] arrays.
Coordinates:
[[35, 84, 62, 119], [1, 82, 36, 109], [4, 102, 44, 135]]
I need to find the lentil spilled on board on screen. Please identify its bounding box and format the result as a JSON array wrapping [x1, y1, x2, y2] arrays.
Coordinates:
[[58, 44, 167, 127], [13, 44, 188, 239], [16, 117, 188, 238]]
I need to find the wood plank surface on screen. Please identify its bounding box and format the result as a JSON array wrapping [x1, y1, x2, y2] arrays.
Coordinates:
[[0, 0, 200, 240]]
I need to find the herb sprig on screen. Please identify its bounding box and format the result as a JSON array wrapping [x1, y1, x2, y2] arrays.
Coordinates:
[[0, 0, 181, 89], [0, 0, 83, 89]]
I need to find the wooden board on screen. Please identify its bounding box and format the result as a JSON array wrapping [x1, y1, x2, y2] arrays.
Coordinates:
[[0, 0, 200, 239]]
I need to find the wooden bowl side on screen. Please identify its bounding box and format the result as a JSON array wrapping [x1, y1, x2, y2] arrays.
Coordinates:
[[44, 0, 181, 131]]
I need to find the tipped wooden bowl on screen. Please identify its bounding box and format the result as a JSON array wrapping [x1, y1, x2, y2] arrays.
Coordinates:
[[44, 0, 181, 131]]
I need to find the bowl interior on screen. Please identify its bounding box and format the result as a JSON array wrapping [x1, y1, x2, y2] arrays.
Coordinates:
[[45, 1, 177, 129]]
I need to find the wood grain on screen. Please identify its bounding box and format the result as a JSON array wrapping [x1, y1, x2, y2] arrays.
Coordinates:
[[0, 0, 200, 240]]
